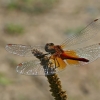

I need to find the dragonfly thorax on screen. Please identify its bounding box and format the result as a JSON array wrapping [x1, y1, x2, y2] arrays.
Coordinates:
[[45, 43, 56, 54]]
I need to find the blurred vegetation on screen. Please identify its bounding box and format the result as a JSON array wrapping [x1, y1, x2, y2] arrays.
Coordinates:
[[0, 73, 12, 86], [18, 95, 29, 100], [4, 23, 24, 35], [6, 0, 59, 14], [7, 58, 17, 68], [64, 26, 85, 35]]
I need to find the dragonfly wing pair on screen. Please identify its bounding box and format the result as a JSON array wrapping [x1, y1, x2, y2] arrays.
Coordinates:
[[49, 43, 100, 72], [5, 44, 56, 75]]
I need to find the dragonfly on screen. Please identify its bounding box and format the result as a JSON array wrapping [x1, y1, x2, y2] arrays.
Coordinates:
[[5, 18, 100, 75]]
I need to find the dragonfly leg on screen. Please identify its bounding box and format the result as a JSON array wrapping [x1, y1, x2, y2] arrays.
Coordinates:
[[55, 57, 60, 68], [49, 56, 59, 69]]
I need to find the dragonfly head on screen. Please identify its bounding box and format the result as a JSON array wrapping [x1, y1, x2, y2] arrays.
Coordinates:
[[45, 43, 56, 54]]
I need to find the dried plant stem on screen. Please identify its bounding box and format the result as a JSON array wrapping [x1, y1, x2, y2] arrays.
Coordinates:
[[46, 74, 67, 100], [32, 49, 67, 100]]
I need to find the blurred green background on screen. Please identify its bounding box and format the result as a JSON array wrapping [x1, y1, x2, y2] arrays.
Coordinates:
[[0, 0, 100, 100]]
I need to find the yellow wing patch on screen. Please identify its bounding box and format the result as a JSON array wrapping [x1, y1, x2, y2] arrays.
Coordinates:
[[50, 55, 67, 69], [65, 50, 79, 65]]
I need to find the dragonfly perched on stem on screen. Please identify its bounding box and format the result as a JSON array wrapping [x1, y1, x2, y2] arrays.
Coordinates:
[[5, 18, 100, 75]]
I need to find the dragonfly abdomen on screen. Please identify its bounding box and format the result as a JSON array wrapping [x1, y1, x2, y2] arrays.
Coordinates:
[[60, 53, 89, 62]]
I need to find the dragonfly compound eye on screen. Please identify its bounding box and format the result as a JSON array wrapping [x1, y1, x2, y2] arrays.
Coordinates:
[[45, 43, 55, 54]]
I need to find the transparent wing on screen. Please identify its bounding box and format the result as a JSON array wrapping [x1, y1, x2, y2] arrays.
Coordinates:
[[5, 44, 45, 57], [16, 60, 56, 75], [61, 19, 100, 49], [66, 43, 100, 67]]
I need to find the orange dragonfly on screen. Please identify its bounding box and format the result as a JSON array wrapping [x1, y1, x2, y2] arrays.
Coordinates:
[[5, 18, 100, 75]]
